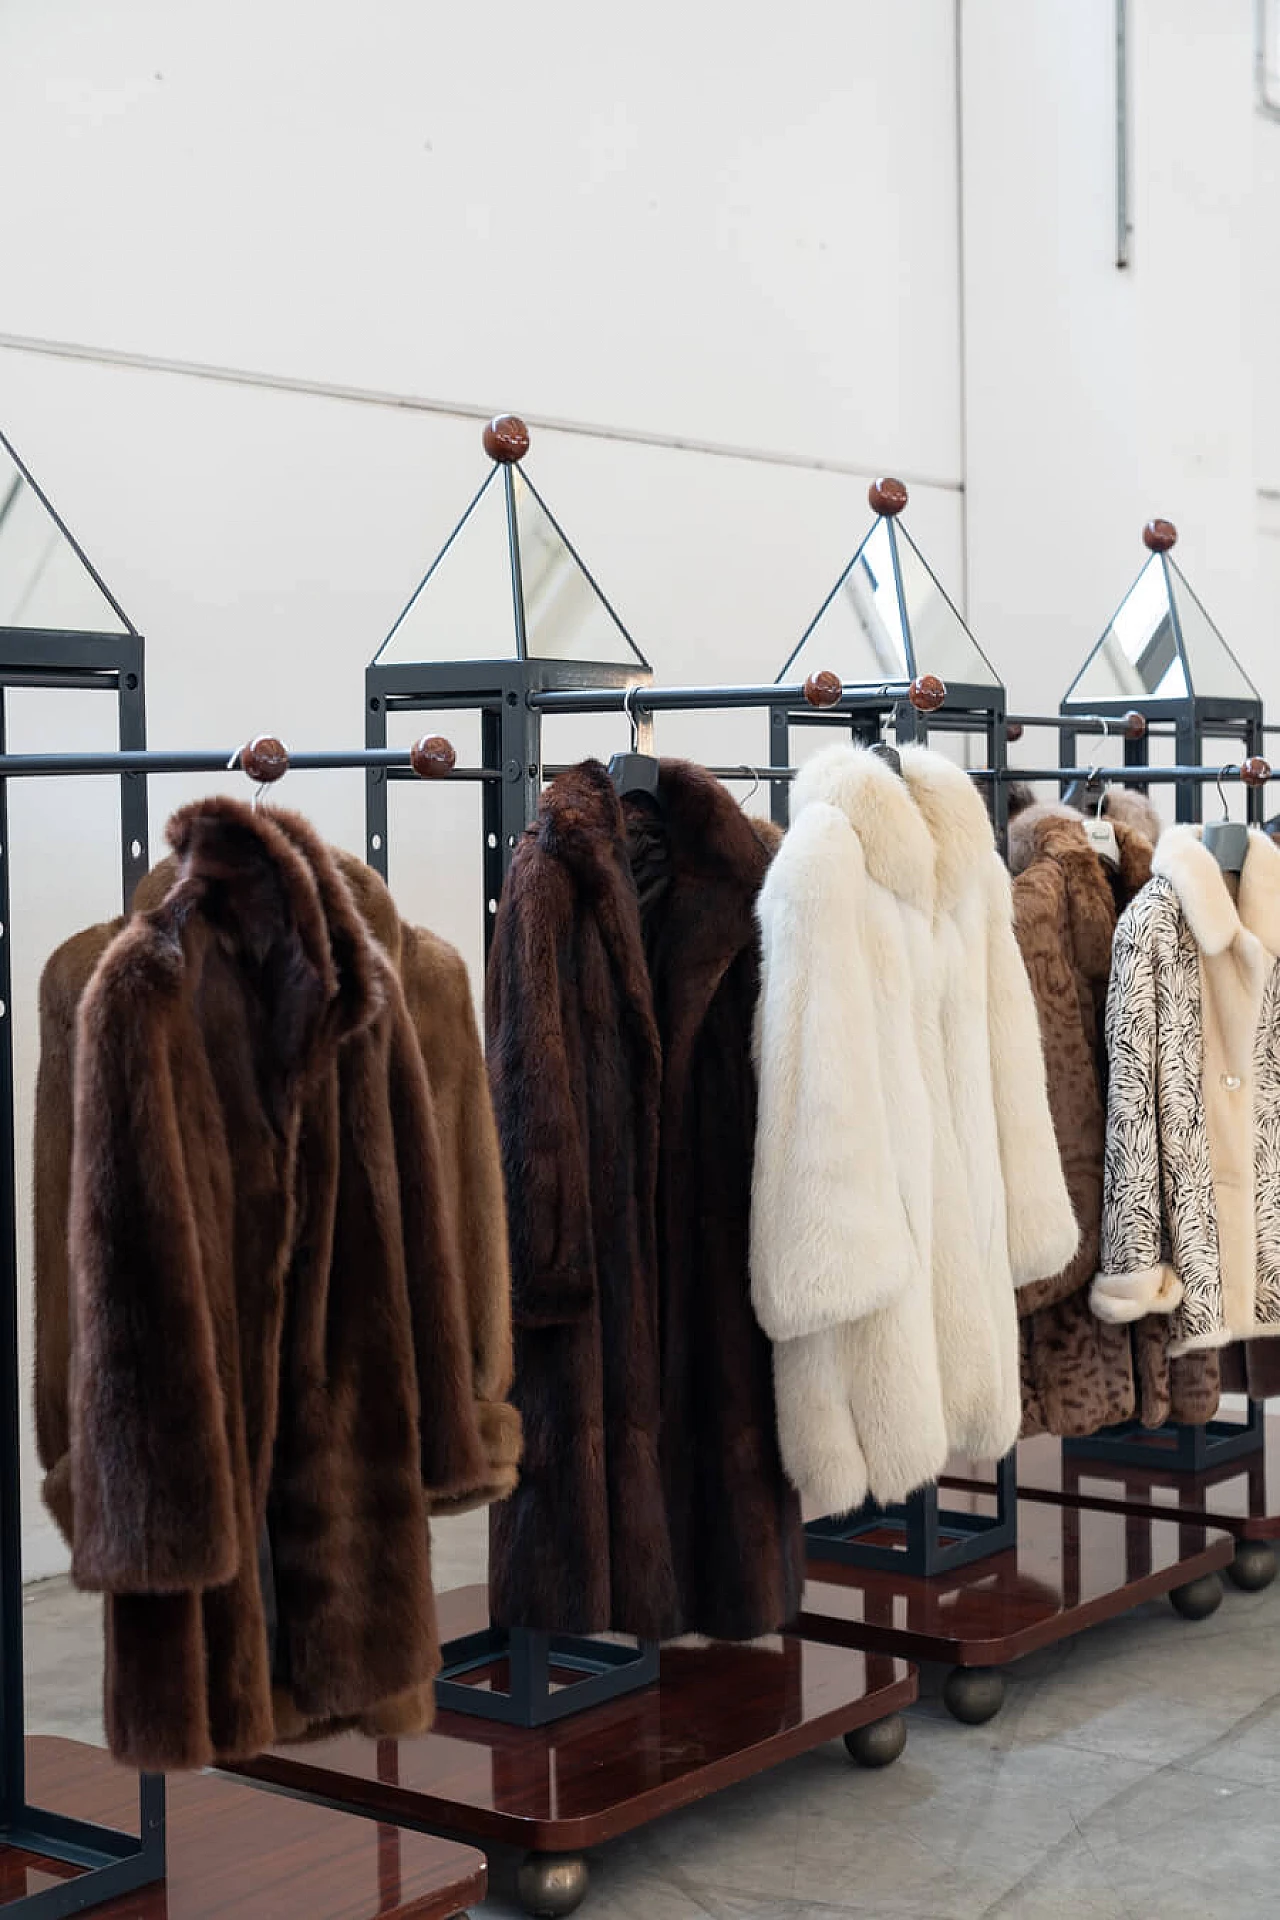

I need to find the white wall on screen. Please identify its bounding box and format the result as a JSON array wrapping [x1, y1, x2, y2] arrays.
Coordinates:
[[1, 0, 1277, 1582]]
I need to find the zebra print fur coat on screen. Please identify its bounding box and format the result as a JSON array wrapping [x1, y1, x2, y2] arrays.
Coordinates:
[[1091, 824, 1280, 1354]]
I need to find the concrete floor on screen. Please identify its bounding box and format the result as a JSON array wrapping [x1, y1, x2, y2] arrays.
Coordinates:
[[21, 1510, 1280, 1919]]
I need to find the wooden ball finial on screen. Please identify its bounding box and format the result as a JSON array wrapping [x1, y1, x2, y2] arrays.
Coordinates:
[[803, 669, 843, 709], [1143, 518, 1177, 553], [869, 477, 909, 517], [410, 734, 458, 778], [483, 415, 530, 463], [909, 674, 947, 713], [1005, 722, 1025, 744], [1122, 709, 1148, 740], [1240, 755, 1271, 789], [240, 735, 289, 783]]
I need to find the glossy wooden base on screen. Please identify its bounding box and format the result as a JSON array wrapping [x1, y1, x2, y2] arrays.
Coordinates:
[[228, 1586, 915, 1854], [800, 1491, 1232, 1667], [3, 1737, 485, 1919], [955, 1426, 1280, 1544]]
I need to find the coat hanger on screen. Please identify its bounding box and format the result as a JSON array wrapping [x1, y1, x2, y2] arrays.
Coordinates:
[[608, 686, 660, 799], [869, 735, 903, 778], [1203, 766, 1249, 873], [1069, 720, 1120, 870]]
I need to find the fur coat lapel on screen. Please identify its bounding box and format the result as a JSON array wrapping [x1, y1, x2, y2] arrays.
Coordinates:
[[752, 745, 1077, 1519], [488, 758, 802, 1643]]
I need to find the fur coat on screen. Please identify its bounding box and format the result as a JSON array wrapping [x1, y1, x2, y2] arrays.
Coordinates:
[[1008, 804, 1220, 1435], [37, 848, 518, 1537], [487, 759, 802, 1642], [34, 800, 495, 1770], [1092, 824, 1280, 1353], [751, 746, 1078, 1517]]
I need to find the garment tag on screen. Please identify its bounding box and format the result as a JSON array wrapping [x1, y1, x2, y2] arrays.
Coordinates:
[[1084, 817, 1120, 870]]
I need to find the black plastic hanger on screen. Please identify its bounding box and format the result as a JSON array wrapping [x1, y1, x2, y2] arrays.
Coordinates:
[[609, 685, 660, 798]]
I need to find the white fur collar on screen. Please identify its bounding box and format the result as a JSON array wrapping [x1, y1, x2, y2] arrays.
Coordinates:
[[898, 745, 999, 912], [1153, 824, 1280, 959], [791, 745, 934, 913]]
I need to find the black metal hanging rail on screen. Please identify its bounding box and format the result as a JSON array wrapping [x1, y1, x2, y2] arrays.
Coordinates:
[[527, 675, 934, 714], [976, 762, 1272, 786]]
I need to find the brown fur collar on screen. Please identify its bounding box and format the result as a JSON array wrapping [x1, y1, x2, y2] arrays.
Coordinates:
[[148, 800, 385, 1044], [1008, 802, 1152, 979], [535, 758, 771, 893]]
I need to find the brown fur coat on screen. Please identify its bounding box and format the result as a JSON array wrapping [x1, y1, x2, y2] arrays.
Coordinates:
[[487, 760, 803, 1641], [1010, 804, 1219, 1435], [34, 801, 503, 1769]]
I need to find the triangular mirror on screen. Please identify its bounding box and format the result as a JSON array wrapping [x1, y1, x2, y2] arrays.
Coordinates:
[[373, 417, 648, 669], [776, 479, 999, 691], [1065, 522, 1258, 706], [0, 428, 134, 635]]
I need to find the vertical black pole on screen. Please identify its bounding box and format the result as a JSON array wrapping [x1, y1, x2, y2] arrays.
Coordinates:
[[117, 637, 149, 905], [0, 686, 21, 1825], [768, 706, 790, 829], [366, 683, 389, 880]]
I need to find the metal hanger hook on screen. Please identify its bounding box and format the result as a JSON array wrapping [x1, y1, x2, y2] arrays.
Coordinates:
[[1085, 715, 1112, 813], [1216, 764, 1233, 821], [737, 764, 761, 805], [622, 682, 645, 753]]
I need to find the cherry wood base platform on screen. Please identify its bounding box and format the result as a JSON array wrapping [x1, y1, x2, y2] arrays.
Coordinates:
[[227, 1586, 915, 1916], [945, 1426, 1280, 1591], [3, 1736, 486, 1919], [799, 1491, 1233, 1725]]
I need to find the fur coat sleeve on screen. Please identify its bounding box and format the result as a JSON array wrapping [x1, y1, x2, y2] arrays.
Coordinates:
[[750, 801, 915, 1341], [983, 855, 1081, 1289], [68, 916, 240, 1594], [1009, 856, 1103, 1313], [1090, 901, 1183, 1324], [400, 927, 521, 1513], [486, 854, 596, 1328]]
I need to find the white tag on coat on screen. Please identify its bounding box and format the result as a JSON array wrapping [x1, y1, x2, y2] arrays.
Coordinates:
[[1084, 817, 1121, 870]]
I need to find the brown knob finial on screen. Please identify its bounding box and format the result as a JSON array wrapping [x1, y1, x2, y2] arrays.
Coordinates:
[[1122, 709, 1148, 740], [909, 674, 947, 713], [1143, 518, 1177, 553], [1240, 756, 1271, 789], [483, 415, 530, 464], [1005, 722, 1025, 744], [803, 669, 843, 709], [240, 735, 289, 783], [410, 734, 457, 779], [868, 477, 909, 517]]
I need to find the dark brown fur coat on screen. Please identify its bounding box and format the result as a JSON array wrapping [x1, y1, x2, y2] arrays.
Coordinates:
[[487, 760, 802, 1640], [36, 800, 493, 1769], [1010, 804, 1220, 1435]]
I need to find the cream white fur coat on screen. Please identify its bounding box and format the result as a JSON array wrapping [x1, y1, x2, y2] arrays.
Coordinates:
[[750, 745, 1078, 1515]]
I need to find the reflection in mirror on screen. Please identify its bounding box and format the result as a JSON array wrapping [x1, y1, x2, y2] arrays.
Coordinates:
[[778, 517, 1000, 690], [0, 429, 133, 635], [1067, 553, 1258, 704], [374, 466, 646, 668]]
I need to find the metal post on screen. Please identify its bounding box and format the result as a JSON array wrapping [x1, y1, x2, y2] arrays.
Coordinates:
[[366, 682, 390, 879], [0, 687, 20, 1829], [768, 706, 790, 829], [117, 637, 149, 904]]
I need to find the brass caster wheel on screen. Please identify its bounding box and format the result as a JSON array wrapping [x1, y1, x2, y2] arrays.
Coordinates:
[[518, 1852, 589, 1917], [1169, 1573, 1224, 1620], [1227, 1540, 1278, 1592], [942, 1665, 1005, 1725], [843, 1712, 907, 1767]]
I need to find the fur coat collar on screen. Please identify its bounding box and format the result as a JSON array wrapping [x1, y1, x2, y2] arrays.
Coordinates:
[[752, 745, 1076, 1516], [488, 757, 802, 1642], [1153, 824, 1280, 960]]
